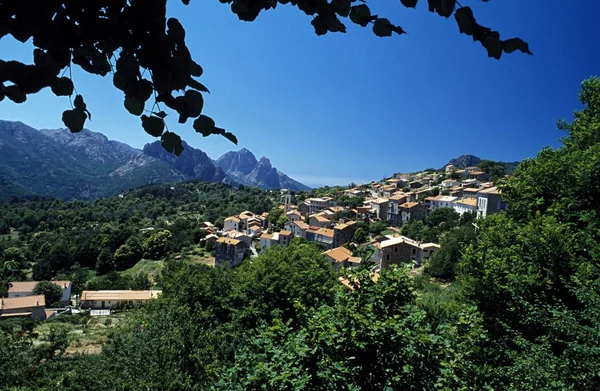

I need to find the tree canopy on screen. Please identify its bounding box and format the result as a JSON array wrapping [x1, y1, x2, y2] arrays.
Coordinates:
[[0, 0, 530, 154]]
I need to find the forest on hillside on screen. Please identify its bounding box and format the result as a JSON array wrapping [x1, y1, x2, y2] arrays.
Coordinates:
[[1, 78, 600, 390], [0, 181, 273, 295]]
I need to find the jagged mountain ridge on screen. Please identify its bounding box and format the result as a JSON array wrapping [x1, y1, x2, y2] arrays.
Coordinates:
[[215, 148, 311, 191], [0, 120, 309, 201], [445, 154, 520, 173]]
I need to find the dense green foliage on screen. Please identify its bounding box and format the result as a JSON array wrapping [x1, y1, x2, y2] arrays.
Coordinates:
[[0, 181, 272, 289], [32, 281, 63, 307], [2, 78, 600, 390]]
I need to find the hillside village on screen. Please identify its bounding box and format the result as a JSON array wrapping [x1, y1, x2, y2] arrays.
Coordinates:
[[213, 164, 506, 271]]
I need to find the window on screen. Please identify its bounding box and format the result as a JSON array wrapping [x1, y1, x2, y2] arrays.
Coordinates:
[[394, 246, 398, 253], [412, 248, 416, 255], [386, 254, 390, 261]]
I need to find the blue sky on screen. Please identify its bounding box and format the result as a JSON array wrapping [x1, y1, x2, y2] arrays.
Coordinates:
[[1, 1, 598, 188]]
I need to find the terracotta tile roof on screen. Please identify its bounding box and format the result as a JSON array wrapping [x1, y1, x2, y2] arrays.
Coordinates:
[[312, 215, 331, 222], [380, 235, 421, 249], [399, 202, 420, 209], [309, 227, 334, 238], [279, 230, 292, 236], [8, 281, 71, 293], [293, 221, 309, 230], [225, 216, 240, 222], [1, 295, 45, 310], [239, 211, 255, 219], [217, 237, 241, 245], [455, 198, 477, 206], [478, 186, 501, 195], [322, 246, 353, 263], [463, 188, 479, 193], [80, 290, 162, 301], [260, 233, 273, 240]]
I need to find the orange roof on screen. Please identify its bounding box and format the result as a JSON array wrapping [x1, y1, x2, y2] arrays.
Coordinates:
[[312, 215, 331, 222], [8, 281, 70, 293], [80, 290, 161, 301], [1, 295, 45, 310], [293, 221, 309, 230], [400, 202, 420, 209], [217, 237, 241, 245], [260, 233, 273, 240], [478, 186, 501, 195], [309, 226, 334, 238], [455, 198, 477, 206], [279, 230, 292, 236], [323, 246, 353, 263], [239, 211, 255, 219], [225, 216, 240, 222]]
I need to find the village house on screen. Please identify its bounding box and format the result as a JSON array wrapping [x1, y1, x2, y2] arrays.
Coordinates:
[[469, 170, 490, 182], [421, 243, 441, 260], [223, 216, 241, 232], [215, 237, 248, 268], [322, 246, 361, 270], [305, 226, 334, 249], [379, 236, 423, 269], [279, 230, 292, 246], [280, 190, 292, 212], [399, 202, 426, 225], [286, 220, 309, 238], [224, 230, 252, 247], [260, 232, 279, 252], [453, 198, 478, 216], [476, 186, 507, 218], [247, 222, 263, 237], [426, 195, 458, 212], [462, 187, 479, 199], [371, 198, 389, 220], [409, 180, 423, 189], [386, 194, 408, 227], [80, 290, 162, 309], [0, 295, 51, 321], [309, 214, 332, 228], [300, 197, 337, 214], [332, 221, 357, 248], [344, 188, 365, 198], [441, 179, 460, 189], [462, 178, 482, 188], [381, 185, 396, 197], [8, 281, 72, 304], [286, 210, 303, 222], [445, 164, 456, 173]]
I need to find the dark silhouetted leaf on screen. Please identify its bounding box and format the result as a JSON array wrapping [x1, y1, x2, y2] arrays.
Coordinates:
[[373, 18, 393, 37], [167, 18, 186, 43], [327, 17, 347, 33], [161, 131, 184, 156], [74, 95, 86, 111], [125, 96, 144, 116], [193, 115, 216, 137], [113, 71, 128, 91], [349, 5, 372, 27], [482, 31, 502, 59], [401, 0, 418, 8], [184, 90, 204, 117], [503, 38, 533, 55], [141, 115, 165, 137], [190, 61, 203, 77], [5, 86, 26, 103], [182, 0, 190, 4], [312, 16, 328, 36], [62, 109, 87, 133], [332, 0, 351, 17], [153, 111, 168, 119], [188, 78, 210, 93], [454, 6, 474, 35], [439, 0, 456, 17], [51, 77, 74, 97], [221, 129, 238, 145]]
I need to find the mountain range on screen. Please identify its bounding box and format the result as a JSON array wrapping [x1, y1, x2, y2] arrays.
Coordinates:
[[0, 120, 309, 201], [445, 154, 520, 173]]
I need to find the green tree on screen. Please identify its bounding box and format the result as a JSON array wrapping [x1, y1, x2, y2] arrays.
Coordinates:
[[352, 227, 368, 244], [142, 230, 172, 260], [478, 159, 506, 181], [426, 207, 460, 231], [95, 247, 115, 275], [32, 281, 62, 306], [425, 224, 476, 280]]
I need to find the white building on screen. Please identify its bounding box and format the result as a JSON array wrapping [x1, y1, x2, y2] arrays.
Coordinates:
[[223, 216, 240, 232], [427, 195, 457, 211], [441, 179, 460, 189], [8, 281, 72, 304], [453, 198, 478, 216], [80, 290, 161, 309]]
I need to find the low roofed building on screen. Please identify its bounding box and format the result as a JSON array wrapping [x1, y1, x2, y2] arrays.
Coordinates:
[[80, 290, 161, 309], [0, 295, 48, 320]]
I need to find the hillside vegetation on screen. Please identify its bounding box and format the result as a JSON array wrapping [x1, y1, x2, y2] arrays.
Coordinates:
[[1, 78, 600, 390]]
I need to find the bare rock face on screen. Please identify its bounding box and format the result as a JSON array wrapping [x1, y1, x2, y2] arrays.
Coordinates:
[[215, 149, 310, 191]]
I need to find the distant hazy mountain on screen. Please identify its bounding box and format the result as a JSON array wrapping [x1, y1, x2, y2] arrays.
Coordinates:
[[0, 120, 309, 200], [143, 141, 231, 184], [445, 154, 520, 173], [0, 121, 186, 201], [216, 148, 311, 191]]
